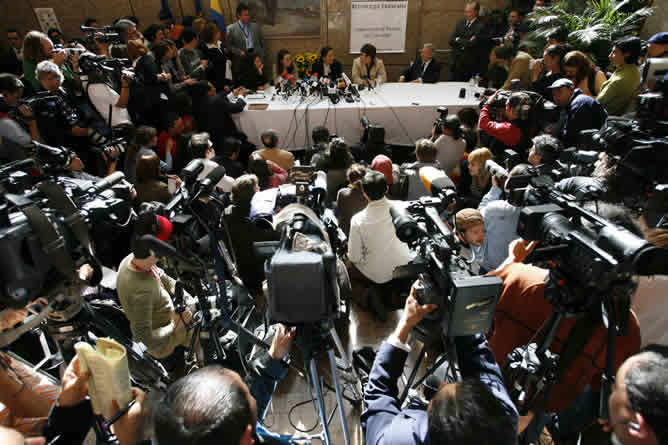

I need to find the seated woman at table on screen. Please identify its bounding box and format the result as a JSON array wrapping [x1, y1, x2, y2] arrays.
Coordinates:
[[234, 52, 269, 91], [351, 43, 387, 87], [274, 48, 299, 87], [312, 46, 343, 82]]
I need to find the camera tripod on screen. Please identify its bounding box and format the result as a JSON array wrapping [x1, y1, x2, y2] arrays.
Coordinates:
[[290, 321, 363, 445], [502, 279, 624, 445]]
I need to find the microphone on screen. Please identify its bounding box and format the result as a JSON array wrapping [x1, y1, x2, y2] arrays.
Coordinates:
[[88, 171, 125, 195], [343, 73, 360, 99], [139, 235, 201, 269]]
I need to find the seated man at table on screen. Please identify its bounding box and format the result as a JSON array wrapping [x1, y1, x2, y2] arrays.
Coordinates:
[[399, 43, 441, 84], [252, 129, 295, 172]]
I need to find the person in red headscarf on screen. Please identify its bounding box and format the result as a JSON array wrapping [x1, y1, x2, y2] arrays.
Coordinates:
[[116, 207, 194, 375]]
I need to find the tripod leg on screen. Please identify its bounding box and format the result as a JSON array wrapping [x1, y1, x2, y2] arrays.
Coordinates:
[[328, 326, 363, 402], [309, 358, 332, 445], [398, 344, 426, 405], [328, 349, 353, 445]]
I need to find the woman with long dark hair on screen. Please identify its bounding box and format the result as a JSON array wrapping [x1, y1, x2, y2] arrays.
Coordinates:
[[274, 48, 298, 86], [351, 43, 387, 87]]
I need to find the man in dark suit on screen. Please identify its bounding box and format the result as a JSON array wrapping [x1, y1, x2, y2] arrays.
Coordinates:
[[0, 29, 23, 75], [399, 44, 441, 84], [448, 1, 491, 81], [361, 289, 518, 445]]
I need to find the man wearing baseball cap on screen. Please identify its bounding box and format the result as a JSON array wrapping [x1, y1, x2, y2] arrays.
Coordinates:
[[647, 32, 668, 59], [548, 77, 608, 147]]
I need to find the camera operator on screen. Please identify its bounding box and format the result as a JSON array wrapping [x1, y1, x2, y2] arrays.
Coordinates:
[[548, 78, 608, 148], [477, 163, 530, 271], [527, 134, 563, 173], [304, 125, 329, 165], [488, 239, 642, 443], [479, 89, 532, 157], [432, 114, 466, 175], [84, 58, 133, 128], [0, 74, 41, 162], [31, 61, 112, 175], [400, 138, 448, 200], [223, 174, 280, 293], [454, 208, 486, 274], [361, 287, 518, 445], [152, 324, 296, 445], [116, 208, 194, 374], [602, 345, 668, 445], [347, 170, 416, 320], [311, 137, 354, 202], [554, 152, 633, 202]]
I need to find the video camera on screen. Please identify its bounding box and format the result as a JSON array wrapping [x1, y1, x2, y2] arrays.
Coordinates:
[[479, 88, 560, 131], [80, 25, 122, 45], [0, 170, 133, 309], [275, 166, 328, 216], [391, 169, 502, 338], [432, 106, 449, 137]]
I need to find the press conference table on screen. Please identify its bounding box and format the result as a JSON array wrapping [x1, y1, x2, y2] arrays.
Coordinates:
[[235, 82, 482, 151]]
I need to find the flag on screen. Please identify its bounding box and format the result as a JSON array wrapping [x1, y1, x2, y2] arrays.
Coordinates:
[[160, 0, 173, 19], [195, 0, 202, 15], [210, 0, 227, 38]]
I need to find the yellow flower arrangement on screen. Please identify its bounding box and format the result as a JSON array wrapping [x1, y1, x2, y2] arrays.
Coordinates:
[[294, 51, 319, 77]]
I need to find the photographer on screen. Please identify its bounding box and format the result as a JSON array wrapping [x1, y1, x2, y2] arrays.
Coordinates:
[[603, 345, 668, 445], [488, 241, 641, 443], [153, 324, 296, 445], [361, 288, 518, 445], [432, 114, 466, 175], [548, 78, 608, 148], [477, 164, 530, 271], [554, 152, 633, 202], [531, 44, 568, 100], [84, 58, 133, 128], [527, 134, 563, 172], [0, 74, 41, 162], [479, 89, 531, 157], [116, 209, 194, 373], [188, 132, 234, 193]]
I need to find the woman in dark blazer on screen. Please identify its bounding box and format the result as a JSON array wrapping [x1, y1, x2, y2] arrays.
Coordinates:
[[312, 46, 343, 81], [233, 53, 269, 91]]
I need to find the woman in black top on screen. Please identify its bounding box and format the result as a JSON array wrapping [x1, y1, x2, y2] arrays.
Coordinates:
[[233, 53, 269, 90], [200, 22, 229, 91], [312, 46, 343, 81]]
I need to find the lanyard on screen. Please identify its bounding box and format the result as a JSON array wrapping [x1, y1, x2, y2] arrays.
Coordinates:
[[239, 22, 251, 42]]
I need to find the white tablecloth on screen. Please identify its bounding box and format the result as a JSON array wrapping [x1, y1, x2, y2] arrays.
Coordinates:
[[235, 82, 483, 150]]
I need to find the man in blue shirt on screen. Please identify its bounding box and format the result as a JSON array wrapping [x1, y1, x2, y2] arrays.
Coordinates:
[[549, 78, 608, 148], [361, 289, 518, 445], [477, 164, 531, 272]]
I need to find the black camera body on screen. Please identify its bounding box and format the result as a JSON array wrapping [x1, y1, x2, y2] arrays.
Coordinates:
[[433, 106, 449, 137], [391, 194, 503, 337]]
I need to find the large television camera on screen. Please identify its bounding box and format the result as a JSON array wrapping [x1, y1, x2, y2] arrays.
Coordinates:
[[0, 170, 133, 310], [390, 169, 503, 338], [255, 165, 347, 324]]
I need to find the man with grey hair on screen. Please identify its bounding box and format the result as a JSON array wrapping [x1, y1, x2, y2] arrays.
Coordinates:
[[188, 132, 234, 192], [603, 344, 668, 445], [399, 43, 441, 84]]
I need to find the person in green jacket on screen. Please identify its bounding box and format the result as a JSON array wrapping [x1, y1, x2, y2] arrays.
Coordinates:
[[597, 37, 642, 116]]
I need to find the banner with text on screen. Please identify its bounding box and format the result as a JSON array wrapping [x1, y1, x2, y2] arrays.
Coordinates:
[[350, 0, 408, 54]]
